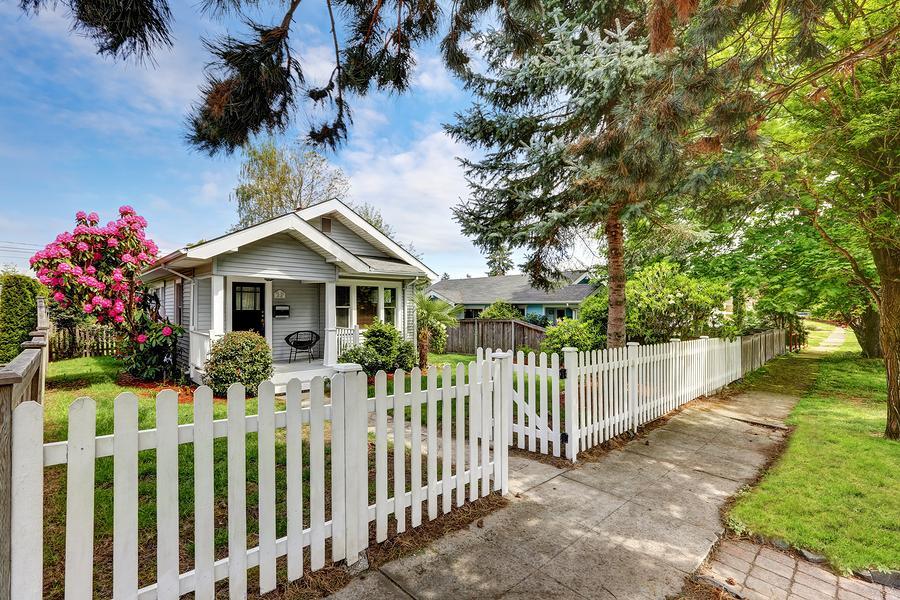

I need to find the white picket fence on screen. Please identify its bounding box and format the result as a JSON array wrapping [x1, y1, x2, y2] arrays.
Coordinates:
[[506, 331, 787, 461], [10, 358, 512, 599]]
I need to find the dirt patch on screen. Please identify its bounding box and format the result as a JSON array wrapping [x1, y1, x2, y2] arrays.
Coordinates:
[[116, 372, 207, 403]]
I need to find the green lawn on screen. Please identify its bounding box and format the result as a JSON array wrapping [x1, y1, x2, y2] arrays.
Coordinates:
[[43, 357, 332, 598], [727, 327, 900, 574]]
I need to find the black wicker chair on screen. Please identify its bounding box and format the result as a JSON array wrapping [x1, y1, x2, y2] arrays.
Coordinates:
[[285, 331, 320, 363]]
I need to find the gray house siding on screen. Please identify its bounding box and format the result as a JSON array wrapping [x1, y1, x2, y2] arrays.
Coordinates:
[[404, 280, 417, 342], [175, 280, 192, 372], [309, 216, 388, 258], [216, 233, 338, 280], [195, 278, 212, 331], [271, 280, 323, 361]]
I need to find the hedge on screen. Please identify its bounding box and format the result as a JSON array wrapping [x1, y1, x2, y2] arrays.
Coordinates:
[[0, 274, 41, 363]]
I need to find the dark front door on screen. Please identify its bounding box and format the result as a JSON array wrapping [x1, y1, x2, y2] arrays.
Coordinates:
[[232, 283, 265, 337]]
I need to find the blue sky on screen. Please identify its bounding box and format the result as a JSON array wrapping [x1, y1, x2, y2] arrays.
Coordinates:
[[0, 2, 508, 278]]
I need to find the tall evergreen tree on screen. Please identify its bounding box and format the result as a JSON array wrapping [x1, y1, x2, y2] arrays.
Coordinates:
[[485, 244, 513, 276]]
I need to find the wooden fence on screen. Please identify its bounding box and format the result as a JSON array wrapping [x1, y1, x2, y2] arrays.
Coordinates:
[[504, 330, 787, 461], [8, 357, 511, 599], [49, 324, 120, 360], [0, 297, 49, 599], [446, 319, 546, 355]]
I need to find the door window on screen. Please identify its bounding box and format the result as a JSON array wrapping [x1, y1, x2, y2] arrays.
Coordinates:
[[357, 286, 379, 328]]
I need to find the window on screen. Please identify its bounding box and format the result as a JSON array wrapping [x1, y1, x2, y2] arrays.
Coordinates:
[[336, 285, 350, 328], [383, 288, 397, 326], [234, 284, 262, 311], [464, 308, 482, 319], [175, 280, 184, 325], [356, 286, 378, 327], [321, 217, 332, 233]]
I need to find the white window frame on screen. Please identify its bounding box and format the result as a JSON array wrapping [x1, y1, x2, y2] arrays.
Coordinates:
[[336, 279, 402, 331]]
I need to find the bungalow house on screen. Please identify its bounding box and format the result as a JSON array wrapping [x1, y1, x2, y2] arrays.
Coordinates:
[[426, 272, 599, 322], [141, 200, 437, 390]]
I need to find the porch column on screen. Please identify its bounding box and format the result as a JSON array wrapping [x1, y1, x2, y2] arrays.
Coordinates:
[[325, 281, 338, 366], [211, 275, 225, 335]]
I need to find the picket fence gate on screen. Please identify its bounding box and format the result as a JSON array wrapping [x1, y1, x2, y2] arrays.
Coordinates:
[[504, 331, 787, 461], [10, 357, 513, 599]]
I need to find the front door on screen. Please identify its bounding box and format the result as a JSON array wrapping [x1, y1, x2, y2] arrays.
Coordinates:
[[232, 283, 265, 337]]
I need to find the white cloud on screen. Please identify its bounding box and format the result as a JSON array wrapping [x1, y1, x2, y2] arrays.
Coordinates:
[[343, 129, 488, 274], [413, 56, 459, 95]]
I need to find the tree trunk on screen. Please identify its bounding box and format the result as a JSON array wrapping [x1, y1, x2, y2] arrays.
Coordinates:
[[872, 246, 900, 440], [605, 205, 626, 348], [848, 303, 882, 359], [417, 327, 431, 371]]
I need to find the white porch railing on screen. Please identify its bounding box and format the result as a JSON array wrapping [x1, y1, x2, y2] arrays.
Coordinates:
[[336, 326, 361, 358], [188, 330, 220, 375]]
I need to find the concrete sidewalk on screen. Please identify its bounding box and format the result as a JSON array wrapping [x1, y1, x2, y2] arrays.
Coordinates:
[[331, 381, 798, 599]]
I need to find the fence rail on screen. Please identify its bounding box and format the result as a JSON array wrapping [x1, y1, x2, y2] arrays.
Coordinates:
[[505, 330, 787, 461], [446, 319, 546, 355], [49, 324, 120, 360], [10, 356, 511, 599]]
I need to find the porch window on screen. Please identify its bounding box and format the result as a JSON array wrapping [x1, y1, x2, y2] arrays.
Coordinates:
[[383, 288, 397, 326], [357, 286, 379, 328], [336, 285, 351, 328]]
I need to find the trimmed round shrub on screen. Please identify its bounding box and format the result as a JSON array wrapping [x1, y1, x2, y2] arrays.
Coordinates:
[[0, 274, 41, 363], [204, 331, 273, 397], [338, 319, 418, 376]]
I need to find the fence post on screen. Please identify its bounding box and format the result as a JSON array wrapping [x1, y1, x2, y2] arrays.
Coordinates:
[[627, 342, 639, 433], [333, 362, 368, 567], [562, 347, 579, 462], [493, 351, 513, 494]]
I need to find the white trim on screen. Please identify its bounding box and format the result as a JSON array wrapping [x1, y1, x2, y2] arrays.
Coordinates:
[[334, 279, 401, 332], [185, 213, 371, 273], [225, 277, 274, 350], [297, 200, 439, 281]]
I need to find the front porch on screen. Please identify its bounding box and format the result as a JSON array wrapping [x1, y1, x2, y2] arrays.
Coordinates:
[[271, 359, 335, 393]]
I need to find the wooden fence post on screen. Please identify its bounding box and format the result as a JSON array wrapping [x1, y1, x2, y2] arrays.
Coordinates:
[[333, 362, 368, 567], [627, 342, 639, 433], [562, 347, 579, 462]]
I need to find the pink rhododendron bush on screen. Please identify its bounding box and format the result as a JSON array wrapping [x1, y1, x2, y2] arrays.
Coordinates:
[[31, 206, 184, 381]]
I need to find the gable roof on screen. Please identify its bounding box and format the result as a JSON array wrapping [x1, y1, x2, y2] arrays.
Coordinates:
[[145, 200, 438, 281], [427, 272, 598, 305]]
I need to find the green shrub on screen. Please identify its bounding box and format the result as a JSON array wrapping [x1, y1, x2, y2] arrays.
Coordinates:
[[204, 331, 273, 397], [480, 301, 521, 320], [579, 293, 608, 331], [540, 318, 603, 356], [625, 261, 728, 344], [338, 319, 418, 375], [0, 274, 41, 363], [428, 322, 447, 354], [396, 340, 417, 371]]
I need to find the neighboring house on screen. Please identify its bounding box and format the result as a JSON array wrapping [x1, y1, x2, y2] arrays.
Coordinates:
[[141, 200, 437, 390], [426, 272, 599, 322]]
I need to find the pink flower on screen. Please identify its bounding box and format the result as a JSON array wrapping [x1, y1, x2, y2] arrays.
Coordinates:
[[136, 333, 147, 344], [112, 270, 124, 282], [82, 303, 94, 314], [76, 211, 87, 220], [85, 265, 96, 275], [114, 314, 125, 324], [76, 241, 89, 252], [107, 237, 119, 247], [57, 263, 71, 273], [119, 205, 135, 216], [87, 212, 99, 224], [161, 326, 173, 337], [53, 291, 65, 302], [121, 253, 134, 264]]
